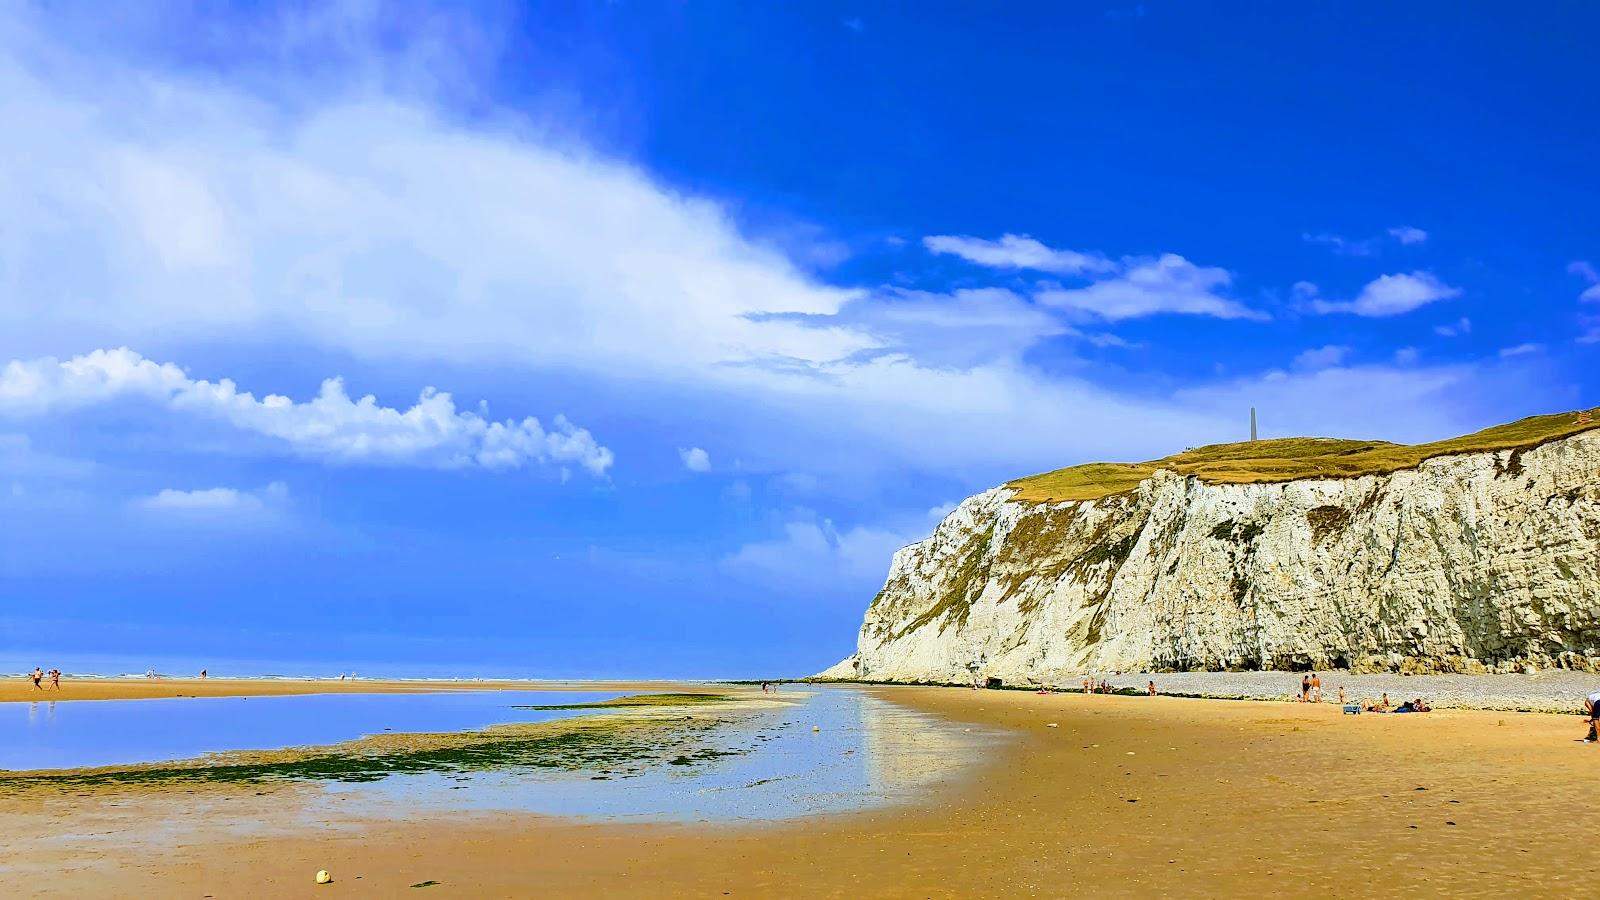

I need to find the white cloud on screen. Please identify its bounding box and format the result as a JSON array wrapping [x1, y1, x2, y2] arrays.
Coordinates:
[[721, 512, 930, 590], [1309, 272, 1462, 317], [1434, 316, 1472, 337], [139, 481, 288, 514], [922, 234, 1115, 276], [1498, 343, 1544, 358], [839, 287, 1071, 366], [1291, 345, 1351, 371], [1305, 226, 1428, 256], [0, 349, 613, 475], [1303, 232, 1376, 256], [0, 9, 1547, 494], [1036, 254, 1267, 322], [1571, 261, 1600, 303], [679, 446, 711, 472], [1393, 347, 1421, 366]]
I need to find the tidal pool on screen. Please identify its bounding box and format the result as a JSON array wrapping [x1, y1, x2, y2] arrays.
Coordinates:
[[1, 687, 1001, 822], [332, 687, 1002, 822]]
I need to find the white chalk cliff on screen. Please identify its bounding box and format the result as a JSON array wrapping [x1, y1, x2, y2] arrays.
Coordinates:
[[824, 427, 1600, 683]]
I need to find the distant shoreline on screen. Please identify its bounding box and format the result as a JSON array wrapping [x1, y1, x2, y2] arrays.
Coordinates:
[[0, 676, 707, 704]]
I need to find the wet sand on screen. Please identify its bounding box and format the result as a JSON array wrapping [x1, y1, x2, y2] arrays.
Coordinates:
[[4, 685, 1597, 897], [0, 676, 691, 703]]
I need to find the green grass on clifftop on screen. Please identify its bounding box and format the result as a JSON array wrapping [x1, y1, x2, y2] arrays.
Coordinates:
[[1008, 409, 1600, 503]]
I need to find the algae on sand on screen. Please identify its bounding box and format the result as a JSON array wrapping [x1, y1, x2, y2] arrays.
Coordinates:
[[1008, 410, 1600, 503], [515, 692, 732, 710], [0, 703, 746, 793]]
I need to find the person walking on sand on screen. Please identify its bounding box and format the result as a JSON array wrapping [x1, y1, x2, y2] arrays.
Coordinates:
[[1300, 674, 1310, 702], [1582, 689, 1600, 743], [30, 667, 44, 690], [1337, 686, 1347, 706], [49, 669, 60, 690], [1310, 672, 1322, 703]]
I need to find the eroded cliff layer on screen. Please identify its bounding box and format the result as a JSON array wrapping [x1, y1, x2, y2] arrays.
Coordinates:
[[824, 420, 1600, 683]]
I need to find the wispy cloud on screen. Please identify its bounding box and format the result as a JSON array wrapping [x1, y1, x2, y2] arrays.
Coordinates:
[[1291, 345, 1351, 371], [922, 234, 1115, 276], [1571, 260, 1600, 303], [0, 349, 614, 475], [1036, 254, 1267, 322], [1434, 316, 1472, 337], [1308, 272, 1462, 317], [1304, 225, 1428, 256], [1498, 343, 1544, 358], [138, 481, 288, 515]]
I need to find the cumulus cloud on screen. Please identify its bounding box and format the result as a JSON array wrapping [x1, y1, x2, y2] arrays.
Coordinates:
[[1035, 254, 1267, 322], [922, 234, 1115, 276], [0, 349, 613, 475], [679, 447, 711, 472], [1309, 272, 1462, 317]]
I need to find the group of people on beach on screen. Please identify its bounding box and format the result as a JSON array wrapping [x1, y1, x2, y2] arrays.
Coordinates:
[[27, 667, 61, 690]]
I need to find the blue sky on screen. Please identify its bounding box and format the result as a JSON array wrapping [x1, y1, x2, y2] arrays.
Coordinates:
[[2, 2, 1596, 678]]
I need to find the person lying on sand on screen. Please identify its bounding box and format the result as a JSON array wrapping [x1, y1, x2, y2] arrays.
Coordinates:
[[1393, 698, 1431, 713], [1363, 693, 1391, 712]]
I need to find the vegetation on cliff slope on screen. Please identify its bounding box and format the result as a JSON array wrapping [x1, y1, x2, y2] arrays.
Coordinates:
[[1009, 410, 1600, 503]]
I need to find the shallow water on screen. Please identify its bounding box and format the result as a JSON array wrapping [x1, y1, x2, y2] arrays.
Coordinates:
[[331, 687, 1001, 822], [0, 690, 620, 771]]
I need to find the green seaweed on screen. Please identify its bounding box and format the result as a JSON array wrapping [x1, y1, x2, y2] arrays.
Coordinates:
[[0, 717, 744, 793], [515, 692, 731, 710]]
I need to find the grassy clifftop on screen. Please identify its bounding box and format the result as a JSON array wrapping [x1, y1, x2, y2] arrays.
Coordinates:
[[1008, 409, 1600, 503]]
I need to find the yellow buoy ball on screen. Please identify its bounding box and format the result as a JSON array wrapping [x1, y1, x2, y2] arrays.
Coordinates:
[[315, 870, 333, 885], [812, 725, 820, 732]]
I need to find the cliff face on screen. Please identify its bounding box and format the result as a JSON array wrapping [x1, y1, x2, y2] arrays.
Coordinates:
[[830, 429, 1600, 683]]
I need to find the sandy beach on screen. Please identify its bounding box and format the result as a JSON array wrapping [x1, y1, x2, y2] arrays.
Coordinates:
[[4, 682, 1597, 898]]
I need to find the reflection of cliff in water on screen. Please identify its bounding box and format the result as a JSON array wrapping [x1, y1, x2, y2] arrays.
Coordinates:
[[857, 691, 991, 795]]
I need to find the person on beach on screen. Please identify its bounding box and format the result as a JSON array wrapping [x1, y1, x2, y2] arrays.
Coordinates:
[[1583, 690, 1600, 743], [30, 667, 44, 689], [49, 669, 60, 690], [1337, 686, 1347, 705], [1364, 693, 1391, 712], [1300, 675, 1310, 702], [1310, 673, 1323, 702], [199, 669, 207, 679], [1147, 680, 1157, 696]]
